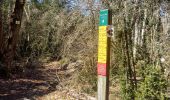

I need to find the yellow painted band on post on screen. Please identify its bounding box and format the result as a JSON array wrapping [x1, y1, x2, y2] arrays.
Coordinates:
[[98, 26, 107, 63]]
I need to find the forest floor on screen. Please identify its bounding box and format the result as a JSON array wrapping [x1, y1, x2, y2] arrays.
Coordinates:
[[0, 58, 169, 100], [0, 58, 96, 100]]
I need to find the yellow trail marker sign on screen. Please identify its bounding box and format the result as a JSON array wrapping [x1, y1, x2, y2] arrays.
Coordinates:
[[97, 9, 112, 100]]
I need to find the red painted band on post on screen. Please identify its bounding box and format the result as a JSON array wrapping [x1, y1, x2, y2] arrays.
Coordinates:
[[97, 63, 106, 76]]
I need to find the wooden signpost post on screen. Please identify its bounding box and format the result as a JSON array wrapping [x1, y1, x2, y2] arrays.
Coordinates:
[[97, 9, 112, 100]]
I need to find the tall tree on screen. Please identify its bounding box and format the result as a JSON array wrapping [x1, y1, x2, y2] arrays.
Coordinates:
[[0, 0, 3, 56], [2, 0, 26, 75]]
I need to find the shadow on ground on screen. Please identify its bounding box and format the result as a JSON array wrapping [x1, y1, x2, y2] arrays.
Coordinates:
[[0, 59, 60, 100]]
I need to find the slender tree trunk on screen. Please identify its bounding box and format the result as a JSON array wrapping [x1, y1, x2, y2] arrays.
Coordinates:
[[132, 1, 140, 88], [123, 2, 136, 99], [141, 9, 147, 46], [0, 0, 3, 56], [124, 29, 135, 100], [133, 21, 138, 60], [3, 0, 25, 74]]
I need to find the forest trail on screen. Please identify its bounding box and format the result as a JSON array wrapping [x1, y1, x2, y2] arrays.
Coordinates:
[[0, 59, 95, 100]]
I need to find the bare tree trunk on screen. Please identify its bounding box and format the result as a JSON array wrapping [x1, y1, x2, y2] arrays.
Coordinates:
[[132, 1, 140, 88], [3, 0, 25, 74], [124, 2, 136, 99], [133, 21, 138, 60], [0, 0, 3, 55], [141, 9, 147, 46], [124, 28, 135, 100]]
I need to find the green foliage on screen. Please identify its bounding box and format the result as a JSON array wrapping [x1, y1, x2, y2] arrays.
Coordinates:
[[136, 65, 167, 100], [19, 1, 63, 57], [120, 67, 136, 100], [31, 0, 62, 10], [76, 57, 97, 94], [120, 77, 133, 100]]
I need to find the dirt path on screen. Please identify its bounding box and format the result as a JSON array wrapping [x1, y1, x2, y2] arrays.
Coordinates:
[[0, 60, 95, 100]]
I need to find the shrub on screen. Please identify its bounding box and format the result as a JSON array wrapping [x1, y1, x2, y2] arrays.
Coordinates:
[[136, 65, 167, 100]]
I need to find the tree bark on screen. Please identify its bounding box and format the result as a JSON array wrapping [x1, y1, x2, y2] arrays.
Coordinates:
[[0, 0, 3, 56], [141, 9, 147, 46], [3, 0, 25, 74]]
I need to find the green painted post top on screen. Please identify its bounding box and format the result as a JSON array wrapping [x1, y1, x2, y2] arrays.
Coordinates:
[[99, 9, 109, 26]]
